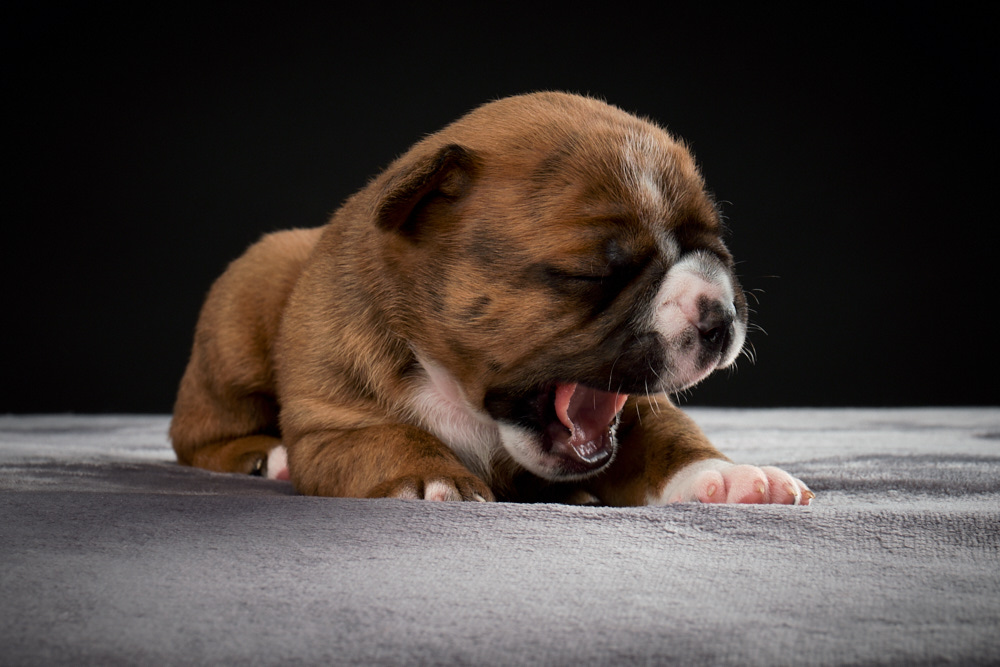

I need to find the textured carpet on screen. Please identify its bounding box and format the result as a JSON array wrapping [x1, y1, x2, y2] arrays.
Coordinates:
[[1, 409, 998, 665]]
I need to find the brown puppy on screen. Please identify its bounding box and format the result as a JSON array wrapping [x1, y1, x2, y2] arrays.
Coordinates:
[[170, 92, 813, 506]]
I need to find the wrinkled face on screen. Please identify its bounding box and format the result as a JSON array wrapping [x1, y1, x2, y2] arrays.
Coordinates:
[[400, 124, 748, 482]]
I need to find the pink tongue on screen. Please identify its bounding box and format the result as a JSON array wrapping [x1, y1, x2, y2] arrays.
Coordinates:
[[554, 383, 629, 461]]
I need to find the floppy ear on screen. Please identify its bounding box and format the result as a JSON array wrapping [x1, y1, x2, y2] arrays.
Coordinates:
[[374, 143, 479, 232]]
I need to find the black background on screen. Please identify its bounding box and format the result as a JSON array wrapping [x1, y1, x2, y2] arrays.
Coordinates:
[[4, 3, 997, 413]]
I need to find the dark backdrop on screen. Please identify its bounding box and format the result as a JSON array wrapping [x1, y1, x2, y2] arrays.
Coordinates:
[[4, 4, 996, 412]]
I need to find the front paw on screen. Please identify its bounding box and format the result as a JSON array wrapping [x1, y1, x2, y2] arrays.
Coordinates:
[[658, 460, 814, 505], [367, 474, 495, 502]]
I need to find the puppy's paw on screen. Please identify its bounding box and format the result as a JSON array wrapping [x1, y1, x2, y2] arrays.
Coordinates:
[[658, 459, 814, 505], [367, 474, 495, 502]]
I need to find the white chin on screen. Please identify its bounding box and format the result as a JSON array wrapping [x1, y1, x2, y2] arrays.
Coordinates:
[[661, 353, 723, 393], [497, 424, 607, 482]]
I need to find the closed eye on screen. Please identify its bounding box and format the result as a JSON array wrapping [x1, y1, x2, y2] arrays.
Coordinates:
[[544, 266, 613, 284]]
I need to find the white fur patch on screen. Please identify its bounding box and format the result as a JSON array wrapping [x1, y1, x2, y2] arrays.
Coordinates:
[[621, 132, 664, 211], [406, 355, 501, 482], [497, 422, 548, 479], [265, 445, 289, 480]]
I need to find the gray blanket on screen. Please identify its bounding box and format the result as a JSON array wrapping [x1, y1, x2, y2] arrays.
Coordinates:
[[2, 409, 998, 665]]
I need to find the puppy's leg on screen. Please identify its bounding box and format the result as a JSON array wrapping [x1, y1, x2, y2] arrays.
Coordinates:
[[170, 228, 320, 480], [170, 385, 288, 479], [589, 397, 813, 506], [174, 423, 289, 479], [286, 424, 495, 501], [170, 346, 283, 477], [188, 435, 288, 480]]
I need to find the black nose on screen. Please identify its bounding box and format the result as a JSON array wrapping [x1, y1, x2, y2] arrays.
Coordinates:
[[697, 299, 734, 353]]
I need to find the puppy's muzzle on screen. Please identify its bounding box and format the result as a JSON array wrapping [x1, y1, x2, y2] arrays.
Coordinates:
[[650, 251, 747, 390]]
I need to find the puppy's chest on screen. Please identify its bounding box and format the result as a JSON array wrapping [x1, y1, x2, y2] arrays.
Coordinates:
[[405, 358, 501, 481]]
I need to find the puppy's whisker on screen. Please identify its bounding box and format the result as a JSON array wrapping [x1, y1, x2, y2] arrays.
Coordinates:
[[646, 362, 669, 411], [607, 354, 623, 393], [644, 378, 663, 417]]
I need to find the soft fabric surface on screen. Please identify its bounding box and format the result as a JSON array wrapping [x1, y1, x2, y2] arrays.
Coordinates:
[[1, 409, 998, 666]]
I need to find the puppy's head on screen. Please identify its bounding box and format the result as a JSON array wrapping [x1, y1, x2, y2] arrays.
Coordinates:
[[375, 92, 747, 481]]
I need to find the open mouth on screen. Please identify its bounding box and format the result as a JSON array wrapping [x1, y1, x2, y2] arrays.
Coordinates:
[[542, 382, 629, 474], [484, 379, 631, 478]]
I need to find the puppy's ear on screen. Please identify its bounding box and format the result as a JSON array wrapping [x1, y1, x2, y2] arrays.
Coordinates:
[[374, 144, 478, 233]]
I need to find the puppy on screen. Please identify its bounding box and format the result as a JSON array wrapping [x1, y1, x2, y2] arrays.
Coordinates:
[[170, 92, 813, 506]]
